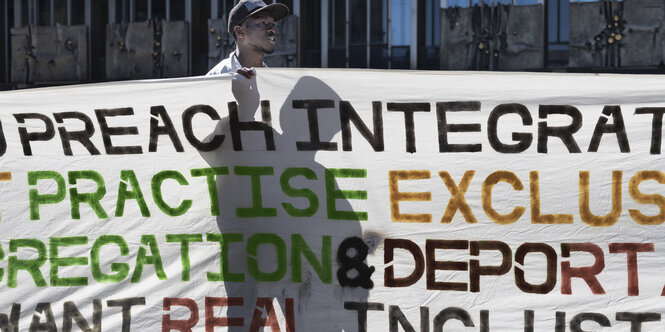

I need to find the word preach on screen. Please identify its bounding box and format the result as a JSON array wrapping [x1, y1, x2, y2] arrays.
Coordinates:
[[384, 239, 656, 296], [7, 102, 665, 157]]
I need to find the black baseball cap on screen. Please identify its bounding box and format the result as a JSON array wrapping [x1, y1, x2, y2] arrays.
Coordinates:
[[228, 0, 290, 36]]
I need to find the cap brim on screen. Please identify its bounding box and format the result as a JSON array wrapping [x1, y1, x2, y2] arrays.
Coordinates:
[[248, 3, 290, 22]]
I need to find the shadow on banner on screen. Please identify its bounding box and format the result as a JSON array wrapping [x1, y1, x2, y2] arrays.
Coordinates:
[[200, 74, 373, 331]]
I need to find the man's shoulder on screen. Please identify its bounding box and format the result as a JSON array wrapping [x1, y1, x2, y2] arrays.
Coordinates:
[[206, 55, 238, 76]]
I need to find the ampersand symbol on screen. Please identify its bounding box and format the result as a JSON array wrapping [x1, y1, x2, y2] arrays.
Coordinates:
[[336, 236, 375, 289]]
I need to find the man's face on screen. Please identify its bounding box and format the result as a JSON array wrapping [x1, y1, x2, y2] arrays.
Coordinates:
[[239, 13, 277, 54]]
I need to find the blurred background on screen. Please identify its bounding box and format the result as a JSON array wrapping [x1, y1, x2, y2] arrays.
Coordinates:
[[1, 0, 664, 90]]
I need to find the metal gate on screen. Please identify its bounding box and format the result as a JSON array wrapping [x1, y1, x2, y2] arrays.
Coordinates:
[[9, 0, 90, 85], [621, 0, 665, 66], [440, 4, 544, 71], [106, 20, 189, 80], [207, 16, 234, 70], [569, 0, 665, 68], [11, 24, 88, 84]]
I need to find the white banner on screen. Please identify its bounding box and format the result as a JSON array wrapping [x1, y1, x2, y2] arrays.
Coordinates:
[[0, 69, 665, 331]]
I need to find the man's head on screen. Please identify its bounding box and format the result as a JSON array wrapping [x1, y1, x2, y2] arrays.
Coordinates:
[[229, 0, 289, 54], [234, 12, 278, 55]]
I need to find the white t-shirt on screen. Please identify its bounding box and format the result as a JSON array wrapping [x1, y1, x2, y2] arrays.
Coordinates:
[[206, 51, 267, 75], [206, 51, 242, 75]]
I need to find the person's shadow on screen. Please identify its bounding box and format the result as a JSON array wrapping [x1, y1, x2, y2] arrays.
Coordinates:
[[200, 74, 372, 331]]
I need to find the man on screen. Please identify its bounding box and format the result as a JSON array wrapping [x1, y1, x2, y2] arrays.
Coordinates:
[[207, 0, 289, 78]]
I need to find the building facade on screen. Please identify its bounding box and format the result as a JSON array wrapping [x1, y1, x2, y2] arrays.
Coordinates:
[[1, 0, 665, 90]]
